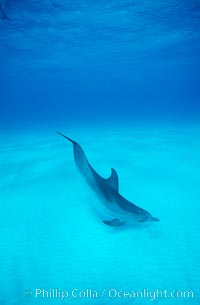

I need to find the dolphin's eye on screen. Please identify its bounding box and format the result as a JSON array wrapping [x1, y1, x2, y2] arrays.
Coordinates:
[[139, 216, 149, 222]]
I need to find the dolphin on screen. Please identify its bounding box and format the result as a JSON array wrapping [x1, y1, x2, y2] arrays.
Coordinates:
[[57, 132, 159, 227], [0, 0, 11, 20]]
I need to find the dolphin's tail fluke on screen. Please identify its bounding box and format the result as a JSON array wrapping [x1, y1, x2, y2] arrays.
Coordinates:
[[56, 131, 76, 144], [2, 15, 11, 20], [0, 4, 11, 21]]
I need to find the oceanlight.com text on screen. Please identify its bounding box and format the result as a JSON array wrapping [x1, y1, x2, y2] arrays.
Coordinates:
[[24, 287, 195, 301]]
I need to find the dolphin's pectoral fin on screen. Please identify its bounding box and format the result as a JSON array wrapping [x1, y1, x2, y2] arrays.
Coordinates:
[[106, 168, 119, 192], [103, 218, 125, 227]]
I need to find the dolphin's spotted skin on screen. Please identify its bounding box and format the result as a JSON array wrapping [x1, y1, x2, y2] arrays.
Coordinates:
[[57, 132, 159, 227]]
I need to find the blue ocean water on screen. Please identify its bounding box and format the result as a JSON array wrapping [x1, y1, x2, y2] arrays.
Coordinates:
[[0, 1, 200, 305]]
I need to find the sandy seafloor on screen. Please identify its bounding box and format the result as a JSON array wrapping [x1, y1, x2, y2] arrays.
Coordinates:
[[0, 122, 200, 305]]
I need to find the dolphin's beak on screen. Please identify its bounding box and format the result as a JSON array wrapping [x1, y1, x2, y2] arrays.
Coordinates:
[[152, 217, 159, 222]]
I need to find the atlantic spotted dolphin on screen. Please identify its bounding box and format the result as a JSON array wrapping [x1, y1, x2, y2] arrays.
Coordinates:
[[57, 132, 159, 227]]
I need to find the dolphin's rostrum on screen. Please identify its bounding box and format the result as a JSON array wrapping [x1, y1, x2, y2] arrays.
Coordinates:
[[57, 132, 159, 227]]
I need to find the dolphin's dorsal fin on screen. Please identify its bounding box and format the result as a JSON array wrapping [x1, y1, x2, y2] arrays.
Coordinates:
[[106, 168, 119, 192]]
